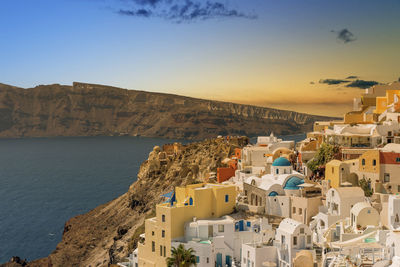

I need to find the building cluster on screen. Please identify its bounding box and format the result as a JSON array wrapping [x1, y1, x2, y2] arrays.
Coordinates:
[[119, 81, 400, 267]]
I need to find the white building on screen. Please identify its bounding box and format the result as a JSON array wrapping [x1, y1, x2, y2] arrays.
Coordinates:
[[313, 187, 365, 244], [350, 202, 380, 231], [274, 218, 315, 267], [241, 243, 279, 267], [256, 133, 294, 151], [117, 249, 138, 267], [235, 134, 295, 183], [171, 216, 274, 267], [386, 231, 400, 259], [388, 194, 400, 230], [242, 157, 305, 217]]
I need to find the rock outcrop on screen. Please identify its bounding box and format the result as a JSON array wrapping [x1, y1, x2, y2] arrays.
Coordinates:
[[11, 137, 248, 267], [0, 82, 335, 140]]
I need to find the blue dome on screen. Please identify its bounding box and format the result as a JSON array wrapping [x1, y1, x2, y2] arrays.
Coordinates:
[[272, 157, 291, 167], [268, 191, 279, 196], [283, 176, 304, 190]]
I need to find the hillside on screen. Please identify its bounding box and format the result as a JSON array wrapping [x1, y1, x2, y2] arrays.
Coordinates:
[[0, 137, 249, 267], [0, 82, 334, 139]]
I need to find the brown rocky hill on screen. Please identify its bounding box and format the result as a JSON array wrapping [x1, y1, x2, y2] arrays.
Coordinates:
[[0, 82, 334, 139], [0, 137, 248, 267]]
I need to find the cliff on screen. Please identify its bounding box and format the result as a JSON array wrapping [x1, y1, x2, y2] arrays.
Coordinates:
[[0, 82, 334, 139], [1, 137, 247, 267]]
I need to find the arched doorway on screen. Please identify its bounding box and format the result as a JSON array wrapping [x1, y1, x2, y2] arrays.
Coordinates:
[[348, 173, 359, 186]]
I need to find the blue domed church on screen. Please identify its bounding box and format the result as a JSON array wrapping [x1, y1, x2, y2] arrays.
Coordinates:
[[243, 156, 306, 217]]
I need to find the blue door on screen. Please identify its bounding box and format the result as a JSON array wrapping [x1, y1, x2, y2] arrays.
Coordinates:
[[238, 220, 244, 231], [216, 253, 222, 267], [226, 255, 232, 267]]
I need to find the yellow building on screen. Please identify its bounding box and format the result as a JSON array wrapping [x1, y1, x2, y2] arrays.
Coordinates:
[[325, 159, 359, 188], [138, 183, 238, 266], [375, 90, 400, 114]]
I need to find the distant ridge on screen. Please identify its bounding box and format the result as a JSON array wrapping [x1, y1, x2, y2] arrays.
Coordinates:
[[0, 82, 336, 140]]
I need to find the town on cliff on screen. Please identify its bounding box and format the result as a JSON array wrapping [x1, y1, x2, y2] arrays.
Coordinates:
[[118, 81, 400, 267]]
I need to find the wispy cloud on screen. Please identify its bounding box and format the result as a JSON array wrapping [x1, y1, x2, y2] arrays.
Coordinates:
[[346, 79, 379, 89], [117, 0, 257, 23], [319, 76, 379, 89], [319, 78, 349, 85], [331, 28, 356, 43]]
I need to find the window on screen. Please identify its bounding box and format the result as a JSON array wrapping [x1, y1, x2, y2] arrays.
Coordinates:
[[292, 207, 296, 214], [373, 159, 376, 166], [307, 235, 311, 244], [247, 221, 251, 227], [331, 167, 334, 174], [300, 228, 304, 234], [245, 190, 248, 196], [225, 194, 229, 202], [282, 235, 285, 244], [152, 241, 155, 252], [152, 231, 154, 236], [276, 169, 279, 174], [218, 224, 224, 232], [293, 236, 297, 245], [247, 251, 250, 258], [162, 230, 165, 238], [384, 173, 390, 182], [396, 157, 400, 163], [362, 159, 365, 166], [332, 190, 334, 197], [299, 208, 303, 215], [163, 246, 166, 257], [398, 185, 400, 192], [207, 257, 209, 263], [160, 245, 162, 256], [162, 215, 165, 222], [367, 209, 371, 214]]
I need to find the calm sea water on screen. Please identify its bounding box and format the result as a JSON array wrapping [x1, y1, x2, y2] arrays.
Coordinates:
[[0, 134, 305, 262], [0, 136, 185, 262]]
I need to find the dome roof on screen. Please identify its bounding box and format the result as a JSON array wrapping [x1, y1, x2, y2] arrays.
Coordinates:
[[284, 176, 304, 190], [272, 157, 291, 167]]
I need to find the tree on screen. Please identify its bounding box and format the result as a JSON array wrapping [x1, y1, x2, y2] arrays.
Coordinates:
[[166, 244, 197, 267], [359, 178, 373, 197], [307, 143, 340, 173]]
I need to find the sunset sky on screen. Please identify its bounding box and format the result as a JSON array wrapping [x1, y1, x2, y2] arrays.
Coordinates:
[[1, 0, 400, 116]]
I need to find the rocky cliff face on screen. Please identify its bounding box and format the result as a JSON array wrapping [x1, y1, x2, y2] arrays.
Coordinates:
[[5, 137, 247, 267], [0, 82, 334, 139]]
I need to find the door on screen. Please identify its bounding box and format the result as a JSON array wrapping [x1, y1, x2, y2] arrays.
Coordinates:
[[300, 236, 305, 248], [239, 220, 244, 231], [216, 253, 222, 267], [226, 255, 232, 267]]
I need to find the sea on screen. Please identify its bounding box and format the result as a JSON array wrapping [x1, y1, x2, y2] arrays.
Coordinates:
[[0, 134, 305, 263]]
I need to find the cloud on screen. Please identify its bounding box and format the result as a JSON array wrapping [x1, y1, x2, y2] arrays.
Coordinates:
[[346, 79, 379, 89], [346, 75, 358, 79], [117, 0, 257, 22], [319, 79, 349, 85], [118, 8, 152, 17], [130, 0, 162, 6], [332, 28, 356, 43]]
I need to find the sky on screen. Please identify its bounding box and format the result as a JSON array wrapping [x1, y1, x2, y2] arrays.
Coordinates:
[[1, 0, 400, 117]]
